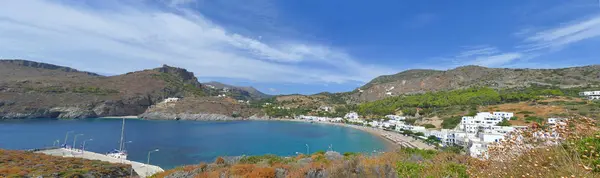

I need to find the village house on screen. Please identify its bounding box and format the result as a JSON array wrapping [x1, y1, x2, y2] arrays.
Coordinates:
[[385, 115, 406, 121], [162, 97, 180, 103], [344, 112, 359, 120], [459, 112, 513, 133], [318, 106, 333, 112], [579, 91, 600, 100]]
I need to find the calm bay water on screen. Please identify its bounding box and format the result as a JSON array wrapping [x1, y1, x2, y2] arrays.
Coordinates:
[[0, 119, 387, 169]]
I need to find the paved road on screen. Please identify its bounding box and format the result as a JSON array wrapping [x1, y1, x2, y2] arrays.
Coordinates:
[[36, 148, 164, 177]]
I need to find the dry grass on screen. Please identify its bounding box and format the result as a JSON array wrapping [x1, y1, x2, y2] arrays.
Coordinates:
[[0, 149, 132, 177], [152, 116, 600, 178]]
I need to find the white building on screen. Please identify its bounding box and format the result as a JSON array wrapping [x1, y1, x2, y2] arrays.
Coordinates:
[[427, 129, 455, 146], [382, 121, 394, 128], [547, 118, 567, 127], [469, 141, 489, 158], [369, 121, 380, 127], [319, 106, 333, 112], [459, 112, 512, 133], [579, 91, 600, 100], [344, 112, 360, 120], [493, 112, 514, 119], [385, 115, 406, 121], [162, 97, 180, 103]]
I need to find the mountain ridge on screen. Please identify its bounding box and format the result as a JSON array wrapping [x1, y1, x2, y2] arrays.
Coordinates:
[[204, 81, 271, 100], [352, 65, 600, 101]]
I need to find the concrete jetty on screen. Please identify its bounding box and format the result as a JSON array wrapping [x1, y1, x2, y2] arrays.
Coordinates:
[[36, 148, 164, 177]]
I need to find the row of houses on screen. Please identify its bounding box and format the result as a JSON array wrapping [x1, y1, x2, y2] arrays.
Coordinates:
[[579, 91, 600, 100], [297, 115, 344, 122], [298, 110, 565, 159]]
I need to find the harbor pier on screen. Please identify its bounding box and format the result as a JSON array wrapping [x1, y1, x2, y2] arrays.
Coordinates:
[[36, 148, 164, 177]]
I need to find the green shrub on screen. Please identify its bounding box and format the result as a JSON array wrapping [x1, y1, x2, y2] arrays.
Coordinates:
[[517, 111, 535, 115], [496, 120, 511, 126], [442, 163, 468, 178], [396, 162, 423, 177], [441, 116, 462, 129], [423, 124, 436, 129], [525, 116, 544, 124]]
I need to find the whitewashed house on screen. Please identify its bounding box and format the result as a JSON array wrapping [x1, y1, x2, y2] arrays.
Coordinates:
[[492, 112, 514, 119], [579, 91, 600, 100], [382, 121, 394, 128], [319, 106, 333, 112], [469, 141, 489, 159], [459, 112, 511, 133], [331, 117, 344, 122], [163, 97, 180, 103], [386, 115, 406, 121], [547, 118, 567, 127], [369, 121, 380, 127], [428, 129, 456, 146], [344, 112, 359, 120]]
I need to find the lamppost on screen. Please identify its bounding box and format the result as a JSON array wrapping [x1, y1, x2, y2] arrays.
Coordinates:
[[73, 134, 84, 151], [305, 144, 310, 155], [147, 149, 160, 175], [82, 139, 93, 153], [63, 131, 74, 146]]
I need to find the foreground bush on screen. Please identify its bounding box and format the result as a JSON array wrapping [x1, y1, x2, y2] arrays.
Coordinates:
[[0, 149, 133, 177], [152, 117, 600, 178]]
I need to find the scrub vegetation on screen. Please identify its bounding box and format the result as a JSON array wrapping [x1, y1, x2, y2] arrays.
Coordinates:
[[151, 117, 600, 178], [0, 150, 133, 177]]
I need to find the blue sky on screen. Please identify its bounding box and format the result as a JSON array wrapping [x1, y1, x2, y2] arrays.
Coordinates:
[[1, 0, 599, 95]]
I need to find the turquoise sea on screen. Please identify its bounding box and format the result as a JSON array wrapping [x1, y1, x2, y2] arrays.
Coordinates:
[[0, 119, 387, 169]]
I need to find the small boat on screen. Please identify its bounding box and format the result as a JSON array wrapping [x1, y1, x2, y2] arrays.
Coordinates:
[[107, 118, 128, 160]]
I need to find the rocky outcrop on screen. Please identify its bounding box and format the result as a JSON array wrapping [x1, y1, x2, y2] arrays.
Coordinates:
[[154, 64, 202, 87], [50, 107, 98, 119]]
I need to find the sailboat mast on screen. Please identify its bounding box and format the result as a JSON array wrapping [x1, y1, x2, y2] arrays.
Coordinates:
[[119, 118, 125, 152]]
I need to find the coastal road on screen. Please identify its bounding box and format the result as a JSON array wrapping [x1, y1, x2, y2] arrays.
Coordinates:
[[36, 148, 164, 177]]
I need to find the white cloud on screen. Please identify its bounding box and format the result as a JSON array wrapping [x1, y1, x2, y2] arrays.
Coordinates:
[[456, 46, 501, 58], [521, 14, 600, 51], [469, 53, 523, 67], [450, 46, 522, 67], [0, 0, 393, 84], [165, 0, 196, 7]]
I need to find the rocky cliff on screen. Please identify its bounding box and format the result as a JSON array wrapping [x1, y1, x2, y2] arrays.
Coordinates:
[[0, 60, 204, 119]]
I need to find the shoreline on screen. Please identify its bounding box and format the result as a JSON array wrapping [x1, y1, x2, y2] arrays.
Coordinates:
[[98, 116, 139, 119], [255, 118, 435, 151], [63, 116, 434, 151]]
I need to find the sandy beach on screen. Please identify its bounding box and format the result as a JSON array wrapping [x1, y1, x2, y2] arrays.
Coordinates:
[[259, 118, 435, 150]]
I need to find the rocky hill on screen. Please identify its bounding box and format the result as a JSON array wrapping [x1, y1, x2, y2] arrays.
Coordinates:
[[204, 81, 271, 100], [352, 65, 600, 101], [139, 97, 266, 121], [0, 59, 101, 76], [0, 59, 206, 119]]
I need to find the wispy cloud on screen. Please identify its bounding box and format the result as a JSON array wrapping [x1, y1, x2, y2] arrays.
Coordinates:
[[449, 46, 523, 67], [0, 0, 393, 84], [520, 14, 600, 51], [469, 53, 523, 67], [447, 13, 600, 68]]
